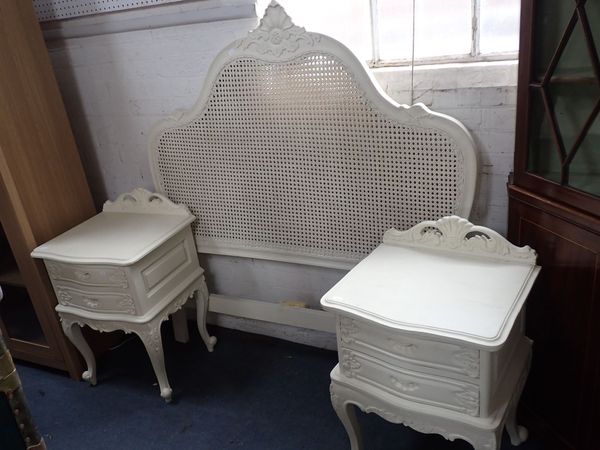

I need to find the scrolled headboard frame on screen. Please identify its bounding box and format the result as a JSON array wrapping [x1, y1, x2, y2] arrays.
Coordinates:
[[148, 1, 478, 270]]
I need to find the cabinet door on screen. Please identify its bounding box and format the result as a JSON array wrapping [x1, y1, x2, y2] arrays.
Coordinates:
[[514, 0, 600, 212], [508, 189, 600, 450]]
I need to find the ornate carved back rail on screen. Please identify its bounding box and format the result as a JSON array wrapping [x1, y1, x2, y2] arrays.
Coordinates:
[[149, 1, 478, 269]]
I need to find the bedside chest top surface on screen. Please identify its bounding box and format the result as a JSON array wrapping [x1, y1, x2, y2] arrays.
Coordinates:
[[321, 217, 540, 349], [31, 212, 193, 265], [32, 189, 194, 265]]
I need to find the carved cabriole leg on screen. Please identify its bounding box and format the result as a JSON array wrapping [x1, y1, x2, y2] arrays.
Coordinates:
[[61, 319, 97, 386], [504, 380, 529, 446], [505, 403, 528, 446], [505, 346, 530, 446], [171, 309, 189, 344], [330, 383, 363, 450], [134, 320, 173, 403], [195, 280, 217, 352]]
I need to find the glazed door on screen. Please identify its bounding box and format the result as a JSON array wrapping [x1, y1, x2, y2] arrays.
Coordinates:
[[514, 0, 600, 212]]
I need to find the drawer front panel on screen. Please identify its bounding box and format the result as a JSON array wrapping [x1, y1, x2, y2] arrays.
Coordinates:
[[46, 261, 128, 289], [141, 241, 189, 291], [339, 317, 480, 378], [55, 286, 136, 315], [340, 348, 480, 416]]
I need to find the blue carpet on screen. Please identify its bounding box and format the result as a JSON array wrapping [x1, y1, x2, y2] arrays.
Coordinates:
[[16, 325, 544, 450]]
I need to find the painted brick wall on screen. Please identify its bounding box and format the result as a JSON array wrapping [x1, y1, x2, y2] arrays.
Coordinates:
[[46, 17, 258, 206], [373, 64, 518, 236]]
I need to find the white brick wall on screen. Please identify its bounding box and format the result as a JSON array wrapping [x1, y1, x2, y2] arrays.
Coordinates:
[[372, 65, 518, 236], [46, 13, 518, 311], [47, 16, 258, 204]]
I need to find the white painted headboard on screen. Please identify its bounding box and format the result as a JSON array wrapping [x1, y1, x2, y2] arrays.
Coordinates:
[[149, 1, 478, 270]]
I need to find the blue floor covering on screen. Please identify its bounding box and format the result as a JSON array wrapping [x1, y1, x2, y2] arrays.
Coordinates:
[[16, 325, 544, 450]]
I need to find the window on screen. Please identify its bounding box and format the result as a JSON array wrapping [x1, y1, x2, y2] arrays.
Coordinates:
[[276, 0, 520, 66]]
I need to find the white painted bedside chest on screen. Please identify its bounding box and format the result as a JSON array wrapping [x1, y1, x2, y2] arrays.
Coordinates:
[[31, 188, 216, 402], [321, 216, 540, 450]]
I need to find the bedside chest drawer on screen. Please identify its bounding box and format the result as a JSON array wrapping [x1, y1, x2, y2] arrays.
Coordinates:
[[338, 317, 480, 379], [141, 240, 189, 291], [340, 349, 480, 416], [55, 286, 137, 315], [45, 261, 129, 289]]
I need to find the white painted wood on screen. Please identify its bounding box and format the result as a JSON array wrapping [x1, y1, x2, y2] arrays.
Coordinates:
[[322, 216, 538, 449], [195, 282, 217, 352], [208, 294, 336, 334], [148, 1, 479, 269], [322, 216, 540, 350], [330, 350, 530, 450], [31, 188, 216, 402], [338, 317, 480, 380], [32, 189, 193, 265], [203, 309, 338, 350]]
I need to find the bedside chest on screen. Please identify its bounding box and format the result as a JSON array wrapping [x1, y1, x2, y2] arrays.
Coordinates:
[[321, 216, 540, 450], [31, 189, 217, 402]]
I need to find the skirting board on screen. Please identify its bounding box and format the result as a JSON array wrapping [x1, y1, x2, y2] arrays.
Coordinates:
[[184, 294, 337, 350]]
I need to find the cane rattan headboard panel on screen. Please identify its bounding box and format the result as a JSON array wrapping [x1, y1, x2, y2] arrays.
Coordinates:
[[149, 1, 478, 269]]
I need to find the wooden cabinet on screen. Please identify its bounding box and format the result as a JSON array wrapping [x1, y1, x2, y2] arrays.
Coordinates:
[[508, 1, 600, 449], [0, 0, 96, 378]]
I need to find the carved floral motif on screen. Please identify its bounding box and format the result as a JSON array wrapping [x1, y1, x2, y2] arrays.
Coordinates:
[[390, 376, 419, 393], [48, 264, 128, 288], [83, 298, 99, 309], [58, 283, 201, 337], [339, 317, 359, 344], [388, 339, 418, 357], [145, 324, 162, 353], [102, 188, 191, 216], [117, 297, 136, 315], [56, 289, 136, 315], [383, 216, 537, 263], [452, 348, 480, 378], [46, 262, 61, 280], [341, 350, 361, 378], [74, 270, 92, 282], [237, 1, 321, 57], [57, 289, 72, 305], [330, 381, 497, 449], [455, 385, 480, 416]]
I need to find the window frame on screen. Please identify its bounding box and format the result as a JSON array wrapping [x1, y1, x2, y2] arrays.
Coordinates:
[[367, 0, 519, 68]]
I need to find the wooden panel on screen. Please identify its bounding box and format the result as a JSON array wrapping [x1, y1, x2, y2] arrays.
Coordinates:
[[0, 0, 95, 243], [588, 337, 600, 449], [0, 0, 96, 377], [508, 186, 600, 450]]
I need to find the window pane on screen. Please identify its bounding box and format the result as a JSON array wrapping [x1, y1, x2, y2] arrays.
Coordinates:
[[480, 0, 520, 54], [276, 0, 372, 62], [377, 0, 413, 61], [415, 0, 472, 58]]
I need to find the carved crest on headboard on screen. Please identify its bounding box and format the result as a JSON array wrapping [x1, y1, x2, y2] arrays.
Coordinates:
[[237, 1, 321, 57]]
